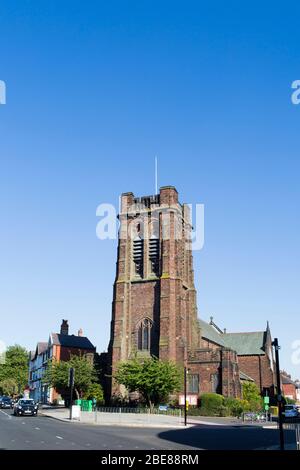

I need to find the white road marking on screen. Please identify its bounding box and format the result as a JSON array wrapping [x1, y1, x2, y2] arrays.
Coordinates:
[[41, 441, 45, 444], [86, 443, 91, 447], [35, 427, 40, 430], [0, 410, 12, 419], [56, 436, 63, 440]]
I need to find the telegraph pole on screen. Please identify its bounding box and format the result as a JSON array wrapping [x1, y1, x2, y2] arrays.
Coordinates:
[[272, 338, 285, 451]]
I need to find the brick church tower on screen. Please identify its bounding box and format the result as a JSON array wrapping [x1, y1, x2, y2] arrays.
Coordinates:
[[107, 186, 200, 396], [105, 186, 242, 401]]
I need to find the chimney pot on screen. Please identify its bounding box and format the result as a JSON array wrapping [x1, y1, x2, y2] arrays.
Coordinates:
[[78, 328, 83, 337]]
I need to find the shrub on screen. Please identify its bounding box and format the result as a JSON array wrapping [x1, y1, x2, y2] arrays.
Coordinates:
[[223, 397, 249, 416], [199, 393, 224, 415]]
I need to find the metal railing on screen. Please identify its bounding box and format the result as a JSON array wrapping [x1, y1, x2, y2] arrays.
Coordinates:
[[95, 406, 181, 416]]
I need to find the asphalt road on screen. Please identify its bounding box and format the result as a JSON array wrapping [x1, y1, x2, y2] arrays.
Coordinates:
[[0, 409, 296, 450]]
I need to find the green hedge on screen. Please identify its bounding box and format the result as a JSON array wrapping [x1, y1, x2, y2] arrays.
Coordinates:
[[196, 393, 256, 417], [199, 393, 224, 415]]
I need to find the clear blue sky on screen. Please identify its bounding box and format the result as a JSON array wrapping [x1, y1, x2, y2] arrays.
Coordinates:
[[0, 1, 299, 379]]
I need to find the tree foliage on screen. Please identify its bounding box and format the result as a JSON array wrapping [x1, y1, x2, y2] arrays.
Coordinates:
[[242, 381, 263, 411], [0, 345, 28, 393], [83, 382, 104, 405], [114, 357, 182, 407], [43, 355, 99, 399], [0, 378, 18, 396]]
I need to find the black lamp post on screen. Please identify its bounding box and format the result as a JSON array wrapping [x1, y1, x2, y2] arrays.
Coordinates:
[[272, 338, 285, 451]]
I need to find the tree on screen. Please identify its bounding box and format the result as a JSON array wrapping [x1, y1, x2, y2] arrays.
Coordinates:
[[83, 382, 104, 405], [114, 357, 182, 408], [242, 381, 263, 411], [0, 378, 18, 396], [0, 345, 28, 393], [43, 355, 98, 400]]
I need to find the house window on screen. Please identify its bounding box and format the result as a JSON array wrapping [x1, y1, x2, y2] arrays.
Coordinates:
[[133, 237, 143, 277], [137, 319, 153, 351], [188, 374, 199, 394]]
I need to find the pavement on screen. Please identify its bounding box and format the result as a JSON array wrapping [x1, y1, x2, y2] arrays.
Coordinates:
[[39, 406, 280, 428], [0, 408, 298, 450]]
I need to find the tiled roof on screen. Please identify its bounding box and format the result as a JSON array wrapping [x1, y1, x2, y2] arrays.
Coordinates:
[[222, 331, 265, 355], [281, 375, 295, 385], [50, 333, 95, 350], [198, 319, 225, 347], [198, 318, 267, 356], [37, 342, 48, 354]]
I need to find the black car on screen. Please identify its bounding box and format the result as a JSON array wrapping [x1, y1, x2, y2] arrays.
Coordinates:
[[0, 396, 12, 409], [13, 399, 38, 417]]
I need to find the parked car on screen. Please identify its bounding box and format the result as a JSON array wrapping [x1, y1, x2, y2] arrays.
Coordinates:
[[0, 396, 12, 409], [13, 399, 38, 417], [284, 404, 299, 419]]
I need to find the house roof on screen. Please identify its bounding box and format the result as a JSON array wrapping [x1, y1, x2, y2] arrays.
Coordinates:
[[37, 342, 48, 355], [222, 331, 265, 355], [240, 371, 255, 382], [198, 319, 225, 347], [281, 375, 295, 385], [50, 333, 95, 350]]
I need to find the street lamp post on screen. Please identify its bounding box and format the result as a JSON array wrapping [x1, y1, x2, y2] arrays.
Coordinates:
[[272, 338, 285, 451]]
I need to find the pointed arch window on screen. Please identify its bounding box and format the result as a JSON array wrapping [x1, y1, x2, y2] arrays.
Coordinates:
[[137, 318, 153, 351]]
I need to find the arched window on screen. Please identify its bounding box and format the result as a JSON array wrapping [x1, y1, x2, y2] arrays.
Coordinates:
[[137, 319, 153, 351]]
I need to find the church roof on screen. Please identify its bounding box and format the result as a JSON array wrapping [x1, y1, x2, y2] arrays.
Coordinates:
[[198, 319, 225, 347], [222, 331, 266, 355], [198, 318, 268, 356]]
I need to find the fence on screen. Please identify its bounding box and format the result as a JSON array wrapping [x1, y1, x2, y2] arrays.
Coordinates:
[[96, 406, 181, 417]]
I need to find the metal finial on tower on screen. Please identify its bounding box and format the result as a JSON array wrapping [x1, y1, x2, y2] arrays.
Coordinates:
[[155, 156, 158, 194]]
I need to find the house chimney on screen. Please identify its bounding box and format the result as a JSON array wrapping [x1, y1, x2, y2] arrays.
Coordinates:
[[78, 328, 83, 337], [60, 319, 69, 335]]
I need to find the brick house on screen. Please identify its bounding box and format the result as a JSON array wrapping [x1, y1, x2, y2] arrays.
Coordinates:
[[101, 186, 278, 403], [29, 320, 95, 403], [281, 372, 297, 401]]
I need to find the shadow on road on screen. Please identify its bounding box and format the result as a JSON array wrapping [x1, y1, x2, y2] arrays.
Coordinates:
[[158, 425, 296, 450]]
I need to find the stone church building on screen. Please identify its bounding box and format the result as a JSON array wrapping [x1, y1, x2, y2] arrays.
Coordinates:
[[101, 186, 276, 403]]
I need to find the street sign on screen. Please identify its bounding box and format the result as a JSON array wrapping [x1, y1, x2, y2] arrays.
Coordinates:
[[179, 394, 198, 406]]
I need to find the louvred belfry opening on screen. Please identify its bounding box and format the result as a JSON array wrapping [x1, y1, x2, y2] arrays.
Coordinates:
[[133, 237, 143, 277]]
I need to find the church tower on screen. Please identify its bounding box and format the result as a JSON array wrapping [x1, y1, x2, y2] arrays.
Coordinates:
[[107, 186, 200, 397]]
